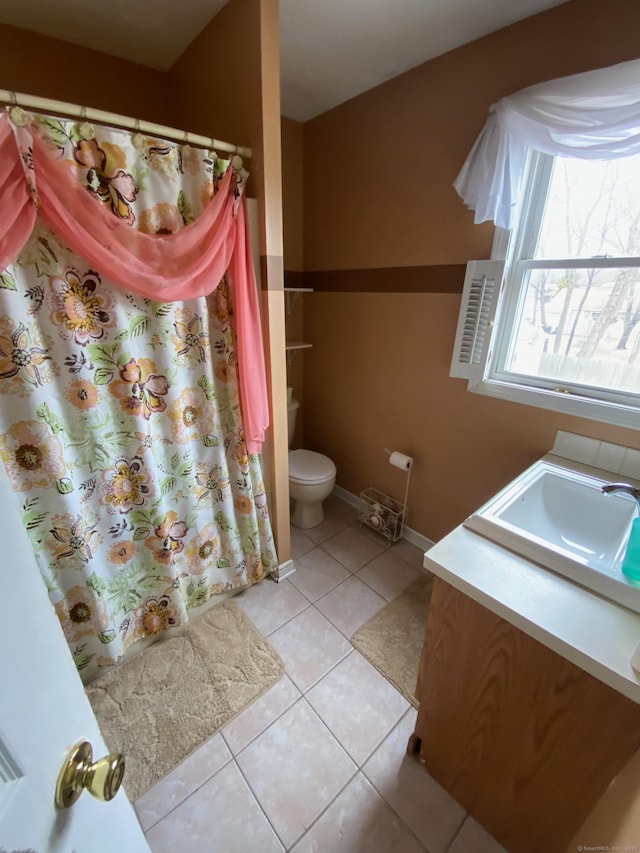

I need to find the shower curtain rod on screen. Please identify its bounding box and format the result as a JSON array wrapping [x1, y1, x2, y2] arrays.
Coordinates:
[[0, 89, 253, 159]]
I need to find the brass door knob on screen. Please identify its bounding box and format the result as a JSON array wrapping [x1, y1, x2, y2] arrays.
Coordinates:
[[55, 740, 125, 809]]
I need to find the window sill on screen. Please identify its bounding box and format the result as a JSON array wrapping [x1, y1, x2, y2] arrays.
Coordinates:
[[468, 377, 640, 431]]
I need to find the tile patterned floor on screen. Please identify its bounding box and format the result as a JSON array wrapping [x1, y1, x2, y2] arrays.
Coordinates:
[[137, 496, 507, 853]]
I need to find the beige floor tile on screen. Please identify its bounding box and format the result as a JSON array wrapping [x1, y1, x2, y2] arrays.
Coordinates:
[[315, 575, 387, 638], [288, 547, 350, 602], [290, 525, 315, 559], [236, 699, 356, 849], [234, 577, 309, 636], [306, 650, 409, 765], [321, 524, 387, 572], [145, 760, 283, 853], [447, 817, 508, 853], [363, 709, 465, 853], [301, 514, 351, 544], [356, 550, 423, 601], [267, 606, 352, 692], [390, 538, 430, 570], [222, 675, 301, 755], [302, 497, 358, 544], [135, 733, 232, 831], [291, 773, 426, 853], [326, 494, 360, 523]]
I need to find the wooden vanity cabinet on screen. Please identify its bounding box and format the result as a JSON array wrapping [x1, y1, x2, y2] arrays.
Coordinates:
[[409, 577, 640, 853]]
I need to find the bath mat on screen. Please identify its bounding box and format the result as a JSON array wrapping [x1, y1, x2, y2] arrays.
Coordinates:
[[351, 575, 433, 707], [86, 600, 285, 801]]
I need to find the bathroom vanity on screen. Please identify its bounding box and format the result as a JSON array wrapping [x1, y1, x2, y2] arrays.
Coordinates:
[[411, 440, 640, 853]]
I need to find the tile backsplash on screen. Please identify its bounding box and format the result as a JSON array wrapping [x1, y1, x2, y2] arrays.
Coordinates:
[[551, 430, 640, 480]]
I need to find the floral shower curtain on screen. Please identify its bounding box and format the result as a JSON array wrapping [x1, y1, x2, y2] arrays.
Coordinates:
[[0, 110, 276, 681]]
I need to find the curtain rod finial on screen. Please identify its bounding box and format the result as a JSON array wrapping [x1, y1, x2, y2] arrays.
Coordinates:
[[9, 105, 31, 127]]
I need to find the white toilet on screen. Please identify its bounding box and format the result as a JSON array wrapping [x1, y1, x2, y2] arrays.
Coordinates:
[[288, 398, 337, 529]]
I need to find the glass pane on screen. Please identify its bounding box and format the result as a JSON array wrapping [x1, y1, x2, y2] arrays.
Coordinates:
[[536, 153, 640, 260], [505, 267, 640, 395]]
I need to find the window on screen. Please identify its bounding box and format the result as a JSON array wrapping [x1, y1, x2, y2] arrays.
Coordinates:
[[451, 150, 640, 430]]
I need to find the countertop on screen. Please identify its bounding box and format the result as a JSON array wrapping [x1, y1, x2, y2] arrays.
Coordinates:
[[423, 523, 640, 703]]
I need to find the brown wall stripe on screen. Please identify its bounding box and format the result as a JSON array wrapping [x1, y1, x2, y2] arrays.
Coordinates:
[[284, 264, 466, 293], [282, 269, 305, 289]]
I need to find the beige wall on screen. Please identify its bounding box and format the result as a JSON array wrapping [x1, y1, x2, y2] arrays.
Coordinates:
[[284, 292, 305, 449], [303, 0, 640, 270], [171, 0, 283, 259], [301, 0, 640, 544], [281, 116, 305, 445], [304, 291, 640, 540], [0, 24, 174, 124], [170, 0, 263, 176], [281, 116, 304, 271], [171, 0, 290, 565]]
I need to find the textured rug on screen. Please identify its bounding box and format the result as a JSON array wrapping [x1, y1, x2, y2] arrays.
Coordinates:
[[351, 575, 433, 707], [86, 600, 285, 801]]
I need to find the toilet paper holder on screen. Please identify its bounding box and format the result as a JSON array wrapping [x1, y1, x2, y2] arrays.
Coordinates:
[[358, 449, 413, 543], [359, 487, 406, 543]]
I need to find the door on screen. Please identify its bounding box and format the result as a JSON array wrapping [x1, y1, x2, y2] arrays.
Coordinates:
[[0, 464, 150, 853]]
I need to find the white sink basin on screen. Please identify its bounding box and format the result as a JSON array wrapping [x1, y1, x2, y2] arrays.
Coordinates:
[[464, 460, 640, 613]]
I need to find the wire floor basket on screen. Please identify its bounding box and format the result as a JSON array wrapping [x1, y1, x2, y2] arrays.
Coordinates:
[[359, 487, 406, 543]]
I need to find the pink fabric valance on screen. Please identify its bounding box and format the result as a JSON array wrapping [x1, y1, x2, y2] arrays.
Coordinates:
[[0, 110, 268, 453]]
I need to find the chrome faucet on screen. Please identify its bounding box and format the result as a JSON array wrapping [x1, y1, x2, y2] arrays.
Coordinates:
[[601, 482, 640, 510]]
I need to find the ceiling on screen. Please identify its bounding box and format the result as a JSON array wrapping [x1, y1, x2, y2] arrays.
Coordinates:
[[0, 0, 569, 122]]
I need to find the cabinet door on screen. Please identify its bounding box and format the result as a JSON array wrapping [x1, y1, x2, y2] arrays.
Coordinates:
[[412, 578, 640, 853]]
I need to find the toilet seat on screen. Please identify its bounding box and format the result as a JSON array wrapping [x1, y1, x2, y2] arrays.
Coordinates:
[[289, 449, 336, 485]]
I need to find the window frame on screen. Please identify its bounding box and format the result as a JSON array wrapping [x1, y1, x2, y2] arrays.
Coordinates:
[[460, 150, 640, 431]]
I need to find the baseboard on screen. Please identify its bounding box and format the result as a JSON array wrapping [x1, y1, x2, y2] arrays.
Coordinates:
[[403, 525, 434, 554], [272, 558, 296, 583], [331, 485, 434, 553], [332, 484, 361, 510]]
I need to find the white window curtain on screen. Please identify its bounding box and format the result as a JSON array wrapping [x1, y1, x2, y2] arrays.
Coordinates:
[[454, 58, 640, 230]]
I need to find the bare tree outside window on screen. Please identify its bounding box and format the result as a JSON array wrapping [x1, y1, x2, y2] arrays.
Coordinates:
[[505, 153, 640, 396]]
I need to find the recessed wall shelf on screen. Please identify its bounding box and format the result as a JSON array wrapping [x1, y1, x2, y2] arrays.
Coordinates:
[[284, 287, 313, 315], [285, 341, 313, 350], [285, 340, 312, 365]]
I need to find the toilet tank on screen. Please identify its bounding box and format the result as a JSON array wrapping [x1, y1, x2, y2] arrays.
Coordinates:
[[287, 398, 299, 447]]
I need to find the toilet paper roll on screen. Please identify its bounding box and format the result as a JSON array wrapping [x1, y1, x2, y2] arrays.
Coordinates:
[[389, 451, 413, 471]]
